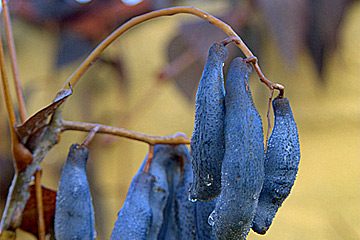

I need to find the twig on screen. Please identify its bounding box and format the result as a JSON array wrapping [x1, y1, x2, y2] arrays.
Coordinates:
[[81, 125, 100, 147], [61, 120, 190, 145], [0, 19, 17, 131], [2, 0, 27, 122], [265, 89, 274, 151], [34, 169, 45, 240], [143, 145, 154, 173], [61, 6, 284, 96]]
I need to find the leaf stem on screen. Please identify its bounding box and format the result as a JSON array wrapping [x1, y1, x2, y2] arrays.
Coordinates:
[[2, 0, 27, 122], [34, 169, 45, 240], [143, 145, 154, 173], [61, 120, 190, 145]]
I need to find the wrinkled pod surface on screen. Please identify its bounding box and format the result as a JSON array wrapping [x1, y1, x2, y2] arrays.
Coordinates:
[[55, 143, 96, 240], [209, 58, 265, 240], [252, 97, 301, 234], [136, 142, 197, 240], [189, 43, 227, 202]]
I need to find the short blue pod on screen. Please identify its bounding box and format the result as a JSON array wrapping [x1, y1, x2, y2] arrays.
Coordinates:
[[110, 171, 154, 240], [210, 58, 265, 240], [138, 142, 196, 240], [189, 43, 227, 202], [55, 143, 96, 240], [252, 97, 300, 234]]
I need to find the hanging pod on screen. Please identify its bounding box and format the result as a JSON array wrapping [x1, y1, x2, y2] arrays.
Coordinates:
[[189, 43, 227, 202], [138, 142, 196, 240], [209, 58, 265, 240], [55, 143, 96, 240], [110, 171, 154, 240], [252, 97, 301, 234]]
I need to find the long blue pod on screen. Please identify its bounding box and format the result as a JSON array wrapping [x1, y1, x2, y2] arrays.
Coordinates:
[[55, 143, 96, 240], [189, 43, 227, 202], [252, 97, 300, 234], [209, 58, 265, 240], [110, 171, 154, 240]]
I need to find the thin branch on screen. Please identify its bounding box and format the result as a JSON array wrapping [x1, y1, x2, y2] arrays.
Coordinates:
[[0, 19, 17, 131], [265, 89, 274, 151], [61, 120, 191, 145], [2, 0, 27, 122], [61, 6, 283, 95], [143, 145, 154, 173], [34, 169, 45, 240]]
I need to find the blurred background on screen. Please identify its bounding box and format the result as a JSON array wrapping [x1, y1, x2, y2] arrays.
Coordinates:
[[0, 0, 359, 239]]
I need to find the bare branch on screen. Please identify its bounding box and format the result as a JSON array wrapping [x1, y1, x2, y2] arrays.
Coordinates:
[[61, 120, 190, 145]]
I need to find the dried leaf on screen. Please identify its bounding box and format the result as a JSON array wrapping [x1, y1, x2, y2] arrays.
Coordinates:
[[255, 0, 308, 66], [14, 88, 72, 151], [19, 185, 57, 237], [164, 10, 249, 101]]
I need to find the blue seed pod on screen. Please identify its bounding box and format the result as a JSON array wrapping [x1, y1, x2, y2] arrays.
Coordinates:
[[252, 97, 300, 234], [110, 171, 154, 240], [138, 142, 196, 240], [209, 58, 265, 240], [189, 43, 227, 202], [55, 143, 96, 240], [195, 200, 217, 240]]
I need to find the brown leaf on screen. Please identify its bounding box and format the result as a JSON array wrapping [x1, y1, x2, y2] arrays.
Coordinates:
[[14, 88, 72, 152], [163, 8, 248, 101], [19, 185, 57, 237]]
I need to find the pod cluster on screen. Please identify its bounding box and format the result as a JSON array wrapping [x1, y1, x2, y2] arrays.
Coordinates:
[[55, 144, 96, 240], [187, 43, 300, 239], [54, 43, 300, 240]]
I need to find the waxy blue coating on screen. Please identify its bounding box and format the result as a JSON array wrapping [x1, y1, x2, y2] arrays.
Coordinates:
[[110, 171, 154, 240], [189, 43, 227, 202], [252, 97, 300, 234], [195, 200, 216, 240], [55, 143, 96, 240], [210, 58, 265, 240]]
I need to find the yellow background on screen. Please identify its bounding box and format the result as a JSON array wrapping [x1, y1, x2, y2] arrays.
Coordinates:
[[1, 2, 359, 239]]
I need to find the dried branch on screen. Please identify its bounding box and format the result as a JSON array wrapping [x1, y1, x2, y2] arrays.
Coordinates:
[[2, 0, 27, 122], [61, 120, 190, 145]]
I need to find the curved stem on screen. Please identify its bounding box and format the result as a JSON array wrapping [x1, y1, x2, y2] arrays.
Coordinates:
[[61, 120, 190, 145], [61, 6, 283, 94]]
